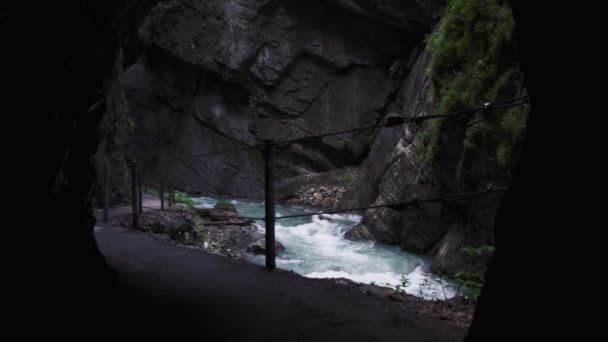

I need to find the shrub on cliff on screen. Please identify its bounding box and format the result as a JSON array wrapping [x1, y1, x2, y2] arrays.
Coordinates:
[[423, 0, 529, 179]]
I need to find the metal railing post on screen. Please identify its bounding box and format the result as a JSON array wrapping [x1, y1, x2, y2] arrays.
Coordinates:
[[138, 171, 143, 214], [130, 161, 139, 229], [103, 162, 110, 222], [264, 140, 276, 270], [160, 180, 165, 211]]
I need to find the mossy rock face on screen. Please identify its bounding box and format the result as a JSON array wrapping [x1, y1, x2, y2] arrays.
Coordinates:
[[400, 202, 453, 254], [423, 0, 528, 182]]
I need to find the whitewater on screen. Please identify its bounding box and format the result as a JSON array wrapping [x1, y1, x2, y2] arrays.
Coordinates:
[[194, 196, 457, 300]]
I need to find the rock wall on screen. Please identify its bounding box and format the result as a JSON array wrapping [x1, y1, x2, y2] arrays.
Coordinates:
[[343, 47, 432, 244], [94, 51, 133, 207], [343, 45, 512, 275], [98, 0, 443, 198], [342, 0, 527, 275]]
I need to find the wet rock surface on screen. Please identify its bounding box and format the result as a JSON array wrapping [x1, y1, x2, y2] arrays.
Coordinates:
[[329, 278, 475, 329], [247, 239, 286, 255], [113, 208, 204, 245], [278, 166, 358, 208], [112, 205, 260, 260], [196, 202, 248, 223], [204, 224, 260, 259], [288, 186, 346, 209], [111, 199, 292, 260]]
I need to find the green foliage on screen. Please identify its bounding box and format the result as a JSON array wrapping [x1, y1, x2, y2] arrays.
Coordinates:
[[191, 211, 205, 236], [145, 188, 193, 206], [333, 170, 354, 185], [422, 119, 444, 164], [423, 0, 528, 174], [449, 245, 496, 300], [172, 191, 204, 238], [145, 187, 204, 239], [215, 200, 234, 209], [462, 112, 490, 151], [192, 212, 205, 234], [451, 271, 484, 300], [497, 103, 529, 166], [404, 205, 425, 225], [126, 116, 136, 133], [426, 0, 514, 84], [462, 245, 495, 257], [174, 191, 194, 207]]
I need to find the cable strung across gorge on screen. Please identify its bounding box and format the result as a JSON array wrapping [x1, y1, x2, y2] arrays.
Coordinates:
[[199, 214, 265, 221], [269, 96, 528, 146], [138, 145, 258, 167], [135, 96, 527, 166], [274, 184, 509, 220], [141, 185, 507, 221], [271, 123, 383, 146]]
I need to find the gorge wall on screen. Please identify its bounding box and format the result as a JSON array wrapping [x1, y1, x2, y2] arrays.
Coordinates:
[[96, 0, 443, 200], [96, 0, 527, 275], [342, 0, 528, 275]]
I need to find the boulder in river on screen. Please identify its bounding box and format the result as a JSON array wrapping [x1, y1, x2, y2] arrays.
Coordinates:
[[247, 239, 285, 255], [214, 201, 238, 213], [318, 214, 345, 224], [197, 201, 246, 223]]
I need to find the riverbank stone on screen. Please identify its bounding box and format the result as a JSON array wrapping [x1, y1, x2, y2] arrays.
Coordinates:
[[247, 239, 286, 255]]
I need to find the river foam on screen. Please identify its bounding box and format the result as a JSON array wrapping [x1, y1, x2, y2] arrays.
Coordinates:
[[194, 196, 456, 300]]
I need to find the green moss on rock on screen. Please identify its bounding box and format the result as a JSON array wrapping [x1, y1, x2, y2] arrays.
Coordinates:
[[423, 0, 528, 183]]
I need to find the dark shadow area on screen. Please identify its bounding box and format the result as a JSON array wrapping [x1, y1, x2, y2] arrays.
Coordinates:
[[466, 1, 574, 340]]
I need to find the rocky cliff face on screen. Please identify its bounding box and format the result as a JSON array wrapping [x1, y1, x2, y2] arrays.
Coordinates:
[[343, 0, 528, 275], [342, 47, 432, 243], [97, 0, 443, 198]]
